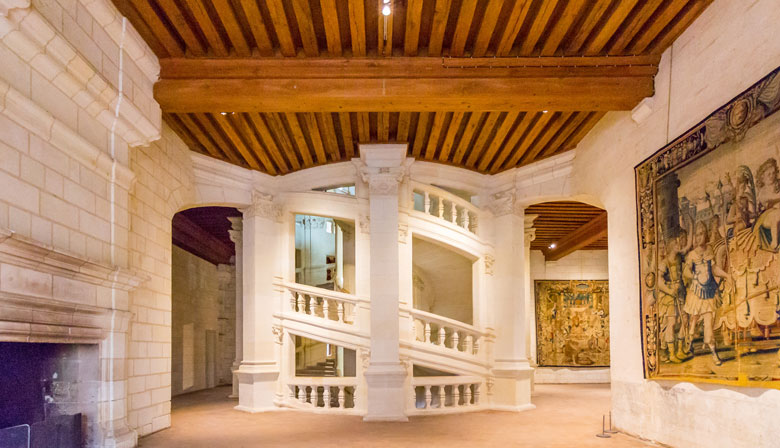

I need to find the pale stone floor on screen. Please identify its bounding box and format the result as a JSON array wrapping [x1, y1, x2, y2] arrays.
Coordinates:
[[139, 384, 657, 448]]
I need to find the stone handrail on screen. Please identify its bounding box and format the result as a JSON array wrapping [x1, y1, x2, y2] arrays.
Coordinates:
[[411, 181, 479, 234], [277, 281, 366, 325], [410, 308, 486, 357], [287, 377, 359, 411], [410, 375, 483, 412]]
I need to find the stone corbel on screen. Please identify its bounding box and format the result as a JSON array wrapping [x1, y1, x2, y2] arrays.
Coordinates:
[[484, 255, 495, 275], [271, 325, 283, 345], [486, 189, 519, 217], [524, 214, 538, 246], [398, 222, 408, 243]]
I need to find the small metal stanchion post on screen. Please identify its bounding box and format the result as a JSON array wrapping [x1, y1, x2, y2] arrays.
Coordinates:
[[596, 414, 611, 438], [606, 411, 618, 434]]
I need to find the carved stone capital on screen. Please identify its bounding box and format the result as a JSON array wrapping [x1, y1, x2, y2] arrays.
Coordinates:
[[359, 214, 370, 234], [0, 0, 29, 17], [398, 222, 408, 243], [359, 165, 407, 196], [358, 348, 371, 371], [524, 214, 538, 246], [244, 191, 282, 221]]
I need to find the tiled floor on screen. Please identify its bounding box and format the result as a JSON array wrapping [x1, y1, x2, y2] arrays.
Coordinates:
[[139, 383, 655, 447]]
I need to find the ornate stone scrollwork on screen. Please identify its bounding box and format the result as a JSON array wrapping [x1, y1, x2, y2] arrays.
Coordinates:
[[244, 191, 282, 222], [359, 214, 370, 234], [486, 189, 517, 217], [398, 222, 408, 243], [271, 325, 283, 345], [486, 377, 495, 395], [484, 255, 495, 275], [358, 348, 370, 370]]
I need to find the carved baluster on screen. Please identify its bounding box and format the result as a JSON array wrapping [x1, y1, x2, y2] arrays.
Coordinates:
[[470, 213, 478, 233], [309, 296, 317, 316], [297, 293, 305, 313], [424, 385, 432, 409], [323, 299, 330, 321], [352, 387, 357, 409], [453, 384, 461, 406], [410, 386, 418, 410], [472, 336, 480, 355], [464, 334, 473, 354], [338, 386, 345, 408], [323, 387, 331, 408], [438, 385, 446, 408], [437, 196, 444, 218], [291, 291, 298, 311], [462, 209, 469, 229], [424, 191, 431, 214], [297, 385, 305, 403], [450, 202, 457, 223], [452, 331, 460, 351], [438, 326, 446, 346], [464, 384, 472, 406], [337, 302, 345, 323], [424, 322, 431, 344], [473, 384, 480, 405]]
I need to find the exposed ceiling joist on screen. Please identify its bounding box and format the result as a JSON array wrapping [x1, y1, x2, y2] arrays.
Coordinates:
[[155, 56, 657, 113], [542, 211, 608, 261], [172, 213, 235, 265]]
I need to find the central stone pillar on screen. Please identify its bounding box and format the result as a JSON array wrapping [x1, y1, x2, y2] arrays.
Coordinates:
[[228, 217, 243, 399], [488, 191, 535, 412], [235, 192, 281, 413], [359, 144, 409, 422]]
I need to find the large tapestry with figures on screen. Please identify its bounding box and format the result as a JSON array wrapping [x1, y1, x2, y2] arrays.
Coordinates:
[[636, 66, 780, 387], [535, 280, 610, 367]]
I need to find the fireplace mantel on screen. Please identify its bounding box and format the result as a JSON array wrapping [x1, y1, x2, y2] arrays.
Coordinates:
[[0, 228, 148, 343]]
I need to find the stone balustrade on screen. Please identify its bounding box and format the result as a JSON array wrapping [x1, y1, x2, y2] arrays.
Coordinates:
[[287, 378, 358, 411], [410, 376, 482, 413], [412, 182, 479, 235], [278, 281, 360, 325], [411, 309, 485, 357]]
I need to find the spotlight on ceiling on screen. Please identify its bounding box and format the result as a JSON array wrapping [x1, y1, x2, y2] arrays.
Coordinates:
[[542, 110, 549, 114], [549, 243, 557, 249], [382, 4, 391, 15]]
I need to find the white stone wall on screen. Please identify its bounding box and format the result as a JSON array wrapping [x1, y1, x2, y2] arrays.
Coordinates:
[[170, 246, 235, 396], [529, 250, 610, 383], [571, 0, 780, 446]]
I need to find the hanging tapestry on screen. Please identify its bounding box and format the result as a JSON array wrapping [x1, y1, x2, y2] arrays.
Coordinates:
[[535, 280, 610, 367], [636, 66, 780, 387]]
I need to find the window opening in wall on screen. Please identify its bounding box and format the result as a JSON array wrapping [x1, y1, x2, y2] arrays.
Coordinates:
[[295, 214, 355, 293], [313, 184, 356, 196], [412, 236, 475, 325], [295, 336, 356, 378]]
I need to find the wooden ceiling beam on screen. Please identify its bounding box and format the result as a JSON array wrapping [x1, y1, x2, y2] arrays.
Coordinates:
[[565, 0, 612, 54], [213, 113, 263, 170], [247, 113, 290, 173], [404, 0, 424, 56], [542, 211, 608, 261], [187, 0, 229, 56], [319, 0, 342, 56], [156, 56, 657, 112], [584, 0, 640, 55], [517, 0, 558, 55], [347, 0, 366, 56], [540, 0, 586, 56], [265, 113, 302, 171], [646, 0, 713, 54], [317, 113, 342, 161], [607, 0, 665, 55], [213, 0, 251, 56], [627, 0, 689, 53], [500, 111, 553, 170], [239, 0, 274, 56], [465, 111, 501, 167], [477, 111, 519, 172], [128, 0, 183, 57], [284, 113, 316, 167], [450, 0, 478, 57], [488, 111, 534, 173], [411, 112, 431, 158], [302, 113, 328, 165], [427, 0, 452, 56], [396, 112, 412, 142], [156, 0, 205, 56], [471, 0, 503, 57], [438, 111, 465, 162], [338, 113, 355, 158], [233, 113, 278, 174], [495, 0, 533, 56], [173, 214, 234, 265], [451, 112, 482, 165], [423, 112, 446, 160], [191, 113, 244, 166], [266, 0, 297, 57], [291, 0, 320, 57]]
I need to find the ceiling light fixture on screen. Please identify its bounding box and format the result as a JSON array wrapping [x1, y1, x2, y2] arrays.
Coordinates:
[[542, 110, 549, 114], [549, 243, 557, 249], [382, 4, 391, 16]]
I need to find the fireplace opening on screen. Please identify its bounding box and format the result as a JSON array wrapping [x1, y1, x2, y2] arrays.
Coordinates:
[[0, 342, 100, 448]]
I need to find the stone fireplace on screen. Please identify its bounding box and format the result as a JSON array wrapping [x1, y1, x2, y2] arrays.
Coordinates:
[[0, 229, 147, 447]]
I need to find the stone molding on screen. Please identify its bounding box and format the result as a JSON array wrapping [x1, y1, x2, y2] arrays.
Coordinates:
[[484, 255, 495, 275], [359, 214, 370, 234], [0, 70, 137, 190], [398, 222, 408, 243], [0, 228, 140, 343], [244, 191, 282, 221], [0, 228, 148, 291], [0, 3, 160, 146], [524, 214, 538, 245], [485, 189, 518, 217], [78, 0, 159, 83], [359, 165, 407, 196]]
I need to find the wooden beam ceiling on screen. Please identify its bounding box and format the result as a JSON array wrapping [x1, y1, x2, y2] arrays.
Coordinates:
[[172, 207, 242, 265], [155, 56, 657, 113], [526, 201, 608, 254], [113, 0, 712, 176]]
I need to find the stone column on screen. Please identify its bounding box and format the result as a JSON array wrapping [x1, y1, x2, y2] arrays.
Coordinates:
[[235, 192, 281, 413], [228, 217, 243, 399], [487, 191, 535, 412], [358, 144, 409, 422], [523, 215, 538, 380]]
